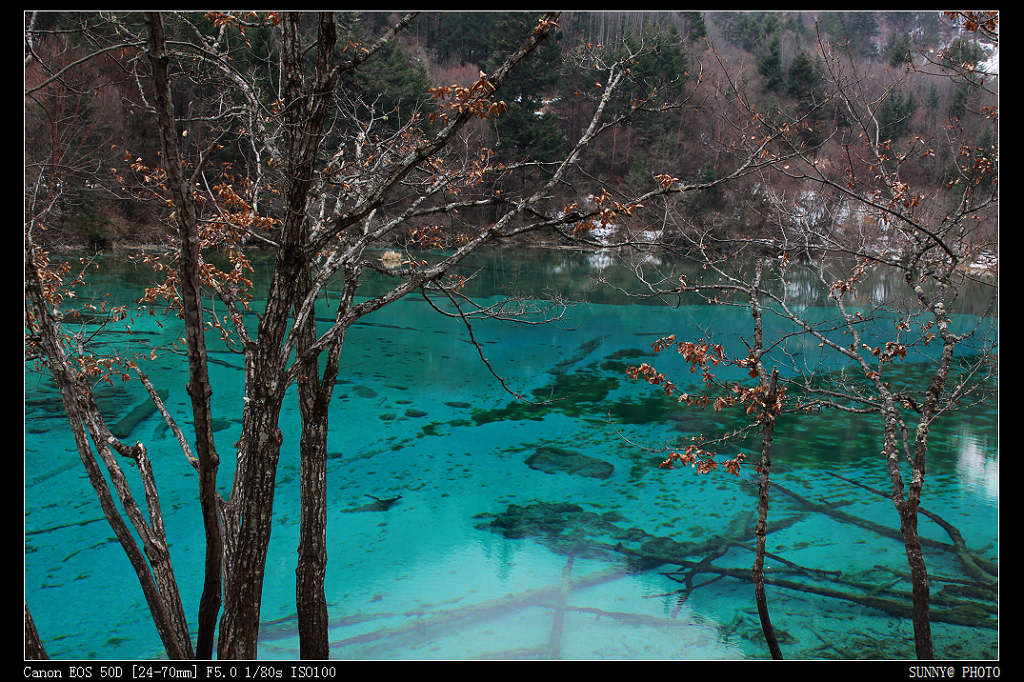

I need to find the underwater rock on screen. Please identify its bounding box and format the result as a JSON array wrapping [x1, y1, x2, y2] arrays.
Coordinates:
[[25, 396, 69, 417], [62, 309, 116, 325], [92, 384, 134, 416], [471, 371, 620, 425], [474, 501, 670, 564], [603, 347, 657, 361], [352, 385, 378, 399], [404, 408, 427, 418], [525, 446, 614, 479], [475, 502, 588, 540], [531, 372, 618, 405], [212, 417, 233, 432], [639, 536, 689, 559]]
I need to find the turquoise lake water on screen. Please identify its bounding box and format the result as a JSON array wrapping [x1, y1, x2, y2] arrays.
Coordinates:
[[24, 247, 998, 660]]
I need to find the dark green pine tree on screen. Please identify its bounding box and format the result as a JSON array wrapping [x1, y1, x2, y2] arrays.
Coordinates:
[[973, 125, 997, 192], [483, 13, 565, 164], [943, 37, 985, 70], [618, 24, 688, 104], [876, 86, 917, 142], [690, 162, 723, 210], [758, 35, 784, 93], [781, 50, 831, 146], [948, 82, 970, 121], [885, 32, 913, 68], [680, 11, 706, 41], [785, 50, 822, 104], [607, 24, 689, 170], [818, 11, 878, 57], [341, 37, 433, 132], [715, 12, 781, 52], [422, 12, 502, 67]]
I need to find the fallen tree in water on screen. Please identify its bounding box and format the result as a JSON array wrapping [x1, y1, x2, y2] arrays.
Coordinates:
[[472, 489, 997, 632], [254, 483, 994, 658]]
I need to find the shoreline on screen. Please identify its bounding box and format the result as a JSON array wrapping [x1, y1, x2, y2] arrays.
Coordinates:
[[38, 238, 999, 283]]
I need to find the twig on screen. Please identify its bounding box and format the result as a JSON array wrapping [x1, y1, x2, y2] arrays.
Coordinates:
[[422, 284, 557, 406]]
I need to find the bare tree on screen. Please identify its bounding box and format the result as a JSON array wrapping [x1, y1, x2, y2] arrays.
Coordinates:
[[26, 10, 747, 659], [615, 15, 996, 659]]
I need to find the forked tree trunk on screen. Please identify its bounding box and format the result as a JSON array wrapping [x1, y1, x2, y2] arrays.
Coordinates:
[[218, 391, 287, 659], [26, 244, 194, 660], [140, 9, 564, 659]]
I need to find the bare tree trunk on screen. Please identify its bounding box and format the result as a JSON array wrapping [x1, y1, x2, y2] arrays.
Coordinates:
[[137, 9, 564, 659], [25, 603, 48, 660], [145, 11, 223, 658], [218, 391, 287, 659], [293, 262, 335, 659], [752, 369, 783, 660], [745, 263, 784, 659], [26, 244, 194, 660], [881, 397, 934, 659], [899, 502, 934, 659], [295, 409, 330, 659], [895, 274, 959, 661], [220, 12, 342, 659]]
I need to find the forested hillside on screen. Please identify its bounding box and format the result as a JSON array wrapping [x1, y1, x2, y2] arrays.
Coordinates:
[[25, 11, 997, 251]]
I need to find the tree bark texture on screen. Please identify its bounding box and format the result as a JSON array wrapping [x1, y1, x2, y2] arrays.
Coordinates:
[[294, 271, 355, 659], [144, 11, 223, 659], [217, 395, 285, 659], [881, 397, 934, 659], [25, 602, 48, 660], [218, 12, 343, 659], [294, 263, 330, 660], [752, 369, 784, 660]]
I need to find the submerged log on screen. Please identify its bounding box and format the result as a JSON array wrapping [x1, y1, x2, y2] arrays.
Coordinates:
[[110, 389, 169, 439], [825, 472, 998, 582], [664, 563, 997, 630], [340, 495, 403, 513], [313, 564, 640, 655], [525, 446, 614, 479], [474, 495, 997, 633]]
